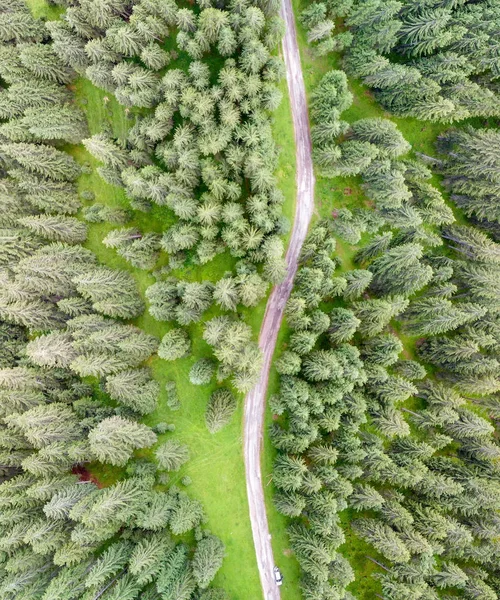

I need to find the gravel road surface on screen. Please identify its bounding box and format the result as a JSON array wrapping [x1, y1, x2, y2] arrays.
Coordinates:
[[243, 0, 315, 595]]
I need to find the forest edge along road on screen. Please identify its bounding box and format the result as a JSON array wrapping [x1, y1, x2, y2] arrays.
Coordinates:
[[243, 0, 315, 596]]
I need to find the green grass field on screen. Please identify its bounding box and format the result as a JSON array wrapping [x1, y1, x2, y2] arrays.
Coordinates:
[[73, 83, 263, 597]]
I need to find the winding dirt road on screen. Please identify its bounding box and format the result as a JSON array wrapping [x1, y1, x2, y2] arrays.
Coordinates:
[[243, 0, 315, 596]]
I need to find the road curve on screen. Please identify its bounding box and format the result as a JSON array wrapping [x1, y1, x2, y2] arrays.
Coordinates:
[[243, 0, 315, 595]]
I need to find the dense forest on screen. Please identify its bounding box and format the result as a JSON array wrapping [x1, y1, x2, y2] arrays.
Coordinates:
[[2, 0, 500, 597], [270, 0, 500, 598], [300, 0, 500, 121]]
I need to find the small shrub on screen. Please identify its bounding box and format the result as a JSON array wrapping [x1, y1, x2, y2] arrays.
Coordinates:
[[165, 381, 180, 411]]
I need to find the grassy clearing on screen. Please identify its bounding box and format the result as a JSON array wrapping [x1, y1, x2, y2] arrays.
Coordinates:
[[75, 82, 264, 599], [26, 0, 297, 595], [74, 72, 299, 600], [26, 0, 62, 19], [79, 88, 264, 596], [77, 84, 296, 597], [73, 80, 264, 600]]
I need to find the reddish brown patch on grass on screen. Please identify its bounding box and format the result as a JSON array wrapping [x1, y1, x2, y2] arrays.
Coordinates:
[[343, 187, 353, 195], [72, 465, 103, 488]]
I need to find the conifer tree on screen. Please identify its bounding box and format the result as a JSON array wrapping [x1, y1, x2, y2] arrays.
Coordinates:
[[189, 358, 215, 386], [158, 328, 191, 361], [18, 215, 87, 244], [88, 417, 157, 466], [105, 368, 159, 415], [1, 143, 81, 181], [192, 535, 225, 589], [155, 440, 190, 472], [205, 388, 237, 433]]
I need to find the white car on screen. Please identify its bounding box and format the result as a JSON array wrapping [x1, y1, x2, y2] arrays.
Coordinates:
[[273, 566, 283, 586]]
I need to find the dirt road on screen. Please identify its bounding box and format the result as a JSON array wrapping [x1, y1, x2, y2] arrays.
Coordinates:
[[243, 0, 315, 595]]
